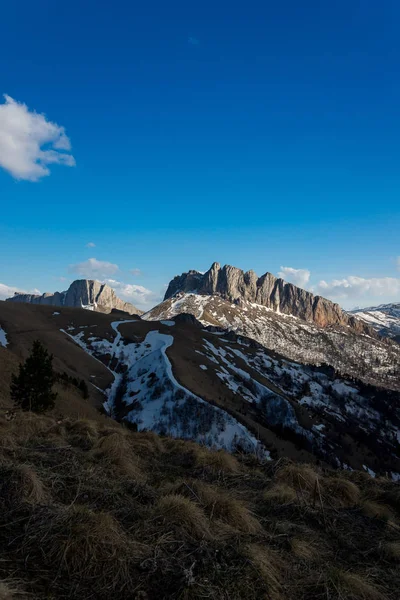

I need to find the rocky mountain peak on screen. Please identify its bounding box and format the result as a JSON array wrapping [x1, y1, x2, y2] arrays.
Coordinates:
[[164, 262, 371, 333], [6, 279, 143, 315]]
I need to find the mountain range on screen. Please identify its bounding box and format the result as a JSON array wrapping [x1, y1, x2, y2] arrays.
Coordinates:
[[6, 279, 143, 315]]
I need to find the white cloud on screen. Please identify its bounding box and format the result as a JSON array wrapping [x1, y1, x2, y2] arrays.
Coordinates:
[[86, 242, 96, 248], [0, 94, 75, 181], [68, 258, 119, 278], [0, 283, 40, 301], [104, 279, 159, 310], [278, 266, 311, 289], [315, 276, 400, 305], [129, 268, 142, 276]]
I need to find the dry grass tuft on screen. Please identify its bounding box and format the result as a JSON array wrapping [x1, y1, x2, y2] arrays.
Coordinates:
[[322, 476, 360, 508], [244, 543, 284, 600], [130, 430, 164, 455], [10, 412, 55, 442], [153, 494, 210, 539], [275, 463, 318, 493], [91, 432, 142, 480], [383, 541, 400, 561], [65, 418, 98, 446], [263, 483, 297, 505], [25, 504, 146, 595], [190, 480, 262, 534], [0, 462, 46, 507], [329, 569, 386, 600], [0, 580, 26, 599], [196, 447, 240, 473], [361, 500, 392, 521], [290, 537, 322, 562]]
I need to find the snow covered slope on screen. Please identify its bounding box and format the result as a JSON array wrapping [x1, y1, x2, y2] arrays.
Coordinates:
[[351, 303, 400, 341], [143, 293, 400, 391], [61, 315, 400, 479]]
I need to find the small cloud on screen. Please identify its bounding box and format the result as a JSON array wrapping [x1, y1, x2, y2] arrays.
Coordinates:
[[188, 36, 199, 46], [0, 94, 75, 181], [86, 242, 96, 248], [278, 266, 311, 289], [104, 279, 159, 310], [129, 268, 142, 276], [68, 258, 119, 279]]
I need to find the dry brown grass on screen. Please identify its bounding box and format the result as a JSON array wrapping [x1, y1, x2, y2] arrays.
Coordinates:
[[130, 430, 164, 455], [328, 569, 387, 600], [290, 537, 322, 562], [263, 483, 297, 505], [275, 462, 318, 493], [190, 480, 262, 534], [91, 431, 143, 480], [244, 543, 284, 600], [383, 542, 400, 561], [322, 476, 360, 508], [65, 418, 98, 444], [153, 494, 210, 539], [0, 580, 26, 599], [0, 462, 46, 508], [361, 500, 392, 520], [196, 447, 240, 473], [24, 504, 148, 595]]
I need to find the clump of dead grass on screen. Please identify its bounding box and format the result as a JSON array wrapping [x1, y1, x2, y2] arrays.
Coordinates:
[[153, 494, 210, 539], [322, 476, 360, 508], [65, 418, 98, 448], [24, 504, 148, 596], [275, 462, 318, 493], [130, 430, 164, 456], [244, 543, 284, 600], [327, 568, 387, 600], [196, 447, 240, 473], [190, 480, 262, 534], [0, 580, 26, 599], [263, 483, 297, 505], [290, 537, 322, 562], [383, 541, 400, 561], [0, 462, 46, 508], [361, 500, 392, 521], [91, 431, 143, 480]]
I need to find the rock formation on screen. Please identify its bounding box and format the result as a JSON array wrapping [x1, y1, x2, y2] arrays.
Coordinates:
[[164, 262, 370, 332], [6, 280, 143, 315]]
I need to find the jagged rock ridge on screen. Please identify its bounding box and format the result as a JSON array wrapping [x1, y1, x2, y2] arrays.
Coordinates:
[[6, 279, 143, 315], [165, 262, 370, 333]]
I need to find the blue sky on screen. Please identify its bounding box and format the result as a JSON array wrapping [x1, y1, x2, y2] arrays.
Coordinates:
[[0, 0, 399, 309]]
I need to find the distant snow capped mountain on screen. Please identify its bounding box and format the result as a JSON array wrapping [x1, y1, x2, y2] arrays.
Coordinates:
[[6, 279, 143, 316], [351, 303, 400, 341], [144, 264, 400, 391]]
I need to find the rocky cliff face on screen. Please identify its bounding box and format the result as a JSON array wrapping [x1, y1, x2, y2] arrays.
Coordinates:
[[6, 280, 143, 315], [165, 262, 370, 333]]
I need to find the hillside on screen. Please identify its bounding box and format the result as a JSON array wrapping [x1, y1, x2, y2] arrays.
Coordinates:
[[0, 411, 399, 600], [6, 278, 143, 315], [351, 303, 400, 342], [1, 302, 399, 480]]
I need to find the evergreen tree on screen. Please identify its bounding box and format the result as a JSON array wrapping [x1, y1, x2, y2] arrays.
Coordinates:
[[79, 379, 89, 399], [11, 340, 57, 412]]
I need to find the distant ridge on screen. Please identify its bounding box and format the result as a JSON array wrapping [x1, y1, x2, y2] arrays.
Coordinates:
[[6, 279, 143, 315], [165, 262, 370, 332]]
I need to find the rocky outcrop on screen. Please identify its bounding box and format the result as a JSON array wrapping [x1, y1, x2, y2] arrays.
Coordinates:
[[6, 280, 143, 315], [164, 262, 371, 333]]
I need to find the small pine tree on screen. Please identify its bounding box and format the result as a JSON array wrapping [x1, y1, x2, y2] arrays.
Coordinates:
[[11, 340, 57, 412], [79, 379, 89, 399]]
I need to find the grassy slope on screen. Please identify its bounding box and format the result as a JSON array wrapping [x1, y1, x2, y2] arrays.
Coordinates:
[[0, 411, 399, 600]]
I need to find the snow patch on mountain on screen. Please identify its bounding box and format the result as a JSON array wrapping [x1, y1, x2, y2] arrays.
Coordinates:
[[0, 325, 8, 347]]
